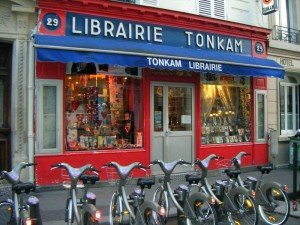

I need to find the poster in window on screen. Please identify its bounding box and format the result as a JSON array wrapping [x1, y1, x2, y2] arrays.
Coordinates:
[[154, 111, 162, 130]]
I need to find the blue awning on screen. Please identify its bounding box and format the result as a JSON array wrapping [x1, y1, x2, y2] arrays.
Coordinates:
[[34, 34, 284, 78]]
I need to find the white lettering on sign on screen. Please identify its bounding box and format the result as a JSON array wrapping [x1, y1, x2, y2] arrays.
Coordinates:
[[280, 58, 294, 66], [69, 15, 247, 53], [147, 57, 182, 68], [71, 16, 163, 43], [188, 61, 222, 72], [185, 31, 243, 53]]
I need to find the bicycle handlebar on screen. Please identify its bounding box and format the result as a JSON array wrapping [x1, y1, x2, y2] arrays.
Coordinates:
[[150, 159, 191, 176], [232, 152, 251, 169], [51, 163, 100, 182], [102, 162, 149, 180], [0, 162, 38, 184]]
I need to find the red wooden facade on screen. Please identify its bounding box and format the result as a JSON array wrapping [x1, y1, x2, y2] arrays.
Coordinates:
[[35, 0, 270, 185]]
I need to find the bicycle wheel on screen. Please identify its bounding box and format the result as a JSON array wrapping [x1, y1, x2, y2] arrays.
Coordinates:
[[65, 198, 73, 225], [109, 192, 130, 225], [227, 187, 258, 225], [153, 186, 168, 221], [187, 192, 218, 225], [139, 200, 165, 225], [83, 212, 100, 225], [0, 201, 14, 225], [258, 186, 290, 225]]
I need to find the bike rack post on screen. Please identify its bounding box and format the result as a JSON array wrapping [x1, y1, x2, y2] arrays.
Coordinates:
[[27, 196, 43, 225], [292, 141, 299, 200]]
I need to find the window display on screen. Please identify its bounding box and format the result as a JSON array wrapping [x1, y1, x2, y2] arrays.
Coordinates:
[[201, 74, 251, 145], [65, 65, 144, 151]]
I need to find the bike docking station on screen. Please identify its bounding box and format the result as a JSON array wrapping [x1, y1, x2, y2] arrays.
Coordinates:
[[289, 133, 300, 211]]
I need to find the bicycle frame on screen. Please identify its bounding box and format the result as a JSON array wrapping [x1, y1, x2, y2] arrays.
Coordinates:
[[0, 162, 40, 225], [104, 161, 164, 225], [51, 163, 101, 225], [194, 155, 258, 225], [151, 159, 211, 222]]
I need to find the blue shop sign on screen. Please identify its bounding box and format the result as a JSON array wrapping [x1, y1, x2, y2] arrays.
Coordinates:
[[65, 12, 252, 56]]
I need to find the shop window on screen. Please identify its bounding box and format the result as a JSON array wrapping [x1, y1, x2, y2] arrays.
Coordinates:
[[201, 74, 251, 145], [37, 79, 63, 154], [280, 76, 299, 135], [255, 90, 267, 142], [65, 65, 144, 151]]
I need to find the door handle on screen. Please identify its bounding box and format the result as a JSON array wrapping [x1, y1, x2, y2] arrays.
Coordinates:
[[165, 130, 172, 136]]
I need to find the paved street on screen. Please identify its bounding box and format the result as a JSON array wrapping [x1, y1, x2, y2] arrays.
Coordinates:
[[32, 166, 300, 225]]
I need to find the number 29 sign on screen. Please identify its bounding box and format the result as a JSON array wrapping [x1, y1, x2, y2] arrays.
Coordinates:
[[39, 10, 66, 35], [42, 13, 61, 30]]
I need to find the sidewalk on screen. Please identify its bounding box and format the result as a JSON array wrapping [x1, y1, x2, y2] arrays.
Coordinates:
[[34, 166, 300, 225]]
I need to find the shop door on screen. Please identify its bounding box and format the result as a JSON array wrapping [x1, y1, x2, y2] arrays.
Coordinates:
[[0, 43, 12, 171], [151, 83, 195, 174]]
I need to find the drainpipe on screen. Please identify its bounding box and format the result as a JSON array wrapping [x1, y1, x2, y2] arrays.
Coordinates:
[[28, 38, 35, 182]]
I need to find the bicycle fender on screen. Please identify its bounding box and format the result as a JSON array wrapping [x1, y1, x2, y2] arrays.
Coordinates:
[[81, 203, 99, 221], [256, 181, 283, 202], [186, 192, 210, 218], [20, 208, 30, 220], [137, 200, 162, 225], [226, 186, 253, 210], [189, 192, 210, 203]]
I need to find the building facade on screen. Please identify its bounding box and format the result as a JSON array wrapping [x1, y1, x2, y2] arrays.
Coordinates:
[[266, 0, 300, 166], [34, 0, 284, 185], [0, 0, 36, 180], [2, 0, 297, 185]]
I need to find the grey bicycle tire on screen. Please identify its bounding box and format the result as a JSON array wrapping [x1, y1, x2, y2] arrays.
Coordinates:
[[227, 186, 259, 225], [153, 187, 168, 222], [0, 201, 14, 225], [109, 192, 130, 225], [83, 211, 100, 225], [66, 199, 73, 225], [187, 192, 218, 225], [257, 184, 290, 225], [138, 200, 165, 225]]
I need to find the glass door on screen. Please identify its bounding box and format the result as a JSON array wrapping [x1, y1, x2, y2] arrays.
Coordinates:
[[151, 82, 194, 174]]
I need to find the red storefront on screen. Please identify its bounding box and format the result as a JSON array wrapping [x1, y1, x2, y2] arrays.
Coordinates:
[[34, 0, 284, 185]]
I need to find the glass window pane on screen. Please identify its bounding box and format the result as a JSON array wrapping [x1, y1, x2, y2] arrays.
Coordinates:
[[65, 73, 144, 150], [154, 86, 163, 132], [43, 86, 57, 148], [257, 93, 265, 139], [287, 86, 293, 130], [168, 87, 192, 131], [280, 85, 285, 131], [0, 80, 3, 127], [296, 86, 299, 129], [201, 83, 251, 145]]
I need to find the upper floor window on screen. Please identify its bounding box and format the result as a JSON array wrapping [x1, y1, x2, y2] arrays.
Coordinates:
[[198, 0, 226, 19], [280, 76, 299, 136], [274, 0, 299, 44], [275, 0, 296, 29], [139, 0, 159, 7]]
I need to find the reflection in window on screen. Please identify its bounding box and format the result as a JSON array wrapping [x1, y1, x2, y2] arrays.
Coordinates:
[[0, 80, 3, 127], [154, 86, 163, 132], [256, 92, 266, 140], [43, 86, 57, 148], [280, 81, 299, 135], [65, 74, 144, 150], [168, 87, 192, 131], [201, 84, 251, 144]]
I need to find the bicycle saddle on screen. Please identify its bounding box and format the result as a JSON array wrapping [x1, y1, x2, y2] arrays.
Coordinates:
[[185, 174, 201, 185], [12, 182, 35, 194], [137, 176, 155, 189], [224, 169, 241, 178], [257, 165, 273, 174], [80, 174, 99, 184]]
